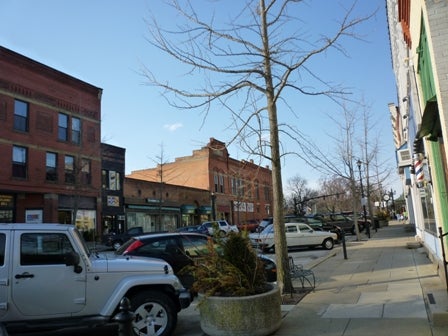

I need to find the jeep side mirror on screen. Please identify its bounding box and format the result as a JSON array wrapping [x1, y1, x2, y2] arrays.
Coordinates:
[[65, 252, 83, 274]]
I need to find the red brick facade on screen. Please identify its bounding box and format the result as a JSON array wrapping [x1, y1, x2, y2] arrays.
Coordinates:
[[127, 138, 273, 225], [0, 46, 102, 233], [124, 177, 212, 231]]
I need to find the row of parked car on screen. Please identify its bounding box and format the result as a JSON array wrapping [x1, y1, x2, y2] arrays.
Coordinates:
[[89, 214, 367, 334], [176, 220, 239, 236], [113, 231, 278, 290], [105, 216, 350, 293], [256, 213, 369, 236]]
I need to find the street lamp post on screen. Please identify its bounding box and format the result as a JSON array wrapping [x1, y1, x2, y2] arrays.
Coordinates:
[[389, 188, 396, 213], [357, 160, 370, 238], [211, 193, 216, 221]]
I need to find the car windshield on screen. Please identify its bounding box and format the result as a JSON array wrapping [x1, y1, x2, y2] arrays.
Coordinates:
[[73, 228, 91, 257], [260, 219, 271, 225], [263, 224, 274, 234]]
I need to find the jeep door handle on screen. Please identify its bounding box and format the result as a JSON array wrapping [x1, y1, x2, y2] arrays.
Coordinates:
[[15, 273, 34, 279]]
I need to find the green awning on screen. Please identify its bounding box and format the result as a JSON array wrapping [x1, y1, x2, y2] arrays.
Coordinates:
[[416, 100, 441, 141], [181, 205, 197, 214], [198, 206, 212, 215], [127, 205, 180, 212]]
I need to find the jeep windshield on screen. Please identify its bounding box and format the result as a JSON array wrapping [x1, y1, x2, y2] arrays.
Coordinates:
[[73, 228, 91, 257]]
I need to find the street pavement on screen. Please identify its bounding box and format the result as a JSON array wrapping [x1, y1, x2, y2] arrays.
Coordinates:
[[175, 221, 448, 335]]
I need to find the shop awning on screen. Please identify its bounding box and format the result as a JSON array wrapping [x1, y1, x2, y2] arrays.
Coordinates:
[[127, 204, 180, 212], [416, 100, 441, 141], [181, 205, 197, 214], [198, 206, 212, 215]]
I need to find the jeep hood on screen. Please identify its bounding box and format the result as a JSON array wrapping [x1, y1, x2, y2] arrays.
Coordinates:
[[91, 252, 174, 274]]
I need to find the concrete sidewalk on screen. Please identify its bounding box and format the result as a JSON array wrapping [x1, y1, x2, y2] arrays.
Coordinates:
[[175, 221, 448, 335], [277, 221, 447, 336]]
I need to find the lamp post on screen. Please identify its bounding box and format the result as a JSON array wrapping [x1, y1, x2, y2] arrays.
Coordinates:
[[357, 160, 370, 238], [389, 188, 396, 213], [211, 192, 216, 221]]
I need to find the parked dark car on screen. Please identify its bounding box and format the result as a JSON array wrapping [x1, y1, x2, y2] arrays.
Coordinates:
[[115, 232, 277, 289], [287, 215, 343, 241], [310, 213, 366, 235], [176, 225, 209, 235], [102, 226, 149, 249]]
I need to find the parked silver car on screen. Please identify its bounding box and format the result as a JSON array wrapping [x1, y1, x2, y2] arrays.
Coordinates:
[[249, 222, 338, 252], [199, 220, 239, 236]]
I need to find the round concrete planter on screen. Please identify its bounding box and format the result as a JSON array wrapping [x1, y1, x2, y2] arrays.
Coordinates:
[[198, 285, 282, 336]]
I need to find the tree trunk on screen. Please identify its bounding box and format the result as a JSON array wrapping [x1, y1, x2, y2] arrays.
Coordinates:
[[259, 0, 292, 294]]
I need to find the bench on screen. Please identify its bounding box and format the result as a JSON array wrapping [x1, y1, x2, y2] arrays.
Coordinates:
[[289, 256, 315, 290]]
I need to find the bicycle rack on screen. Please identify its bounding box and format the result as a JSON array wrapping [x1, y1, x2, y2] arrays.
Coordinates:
[[437, 227, 448, 292]]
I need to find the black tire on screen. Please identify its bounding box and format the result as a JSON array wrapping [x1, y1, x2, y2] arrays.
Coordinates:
[[322, 238, 334, 250], [263, 245, 275, 253], [129, 290, 177, 336]]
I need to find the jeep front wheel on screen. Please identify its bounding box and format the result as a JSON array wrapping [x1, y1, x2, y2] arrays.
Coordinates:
[[130, 290, 177, 336]]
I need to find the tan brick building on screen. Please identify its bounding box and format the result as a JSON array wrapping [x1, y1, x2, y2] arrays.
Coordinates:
[[0, 46, 102, 234], [127, 138, 273, 225]]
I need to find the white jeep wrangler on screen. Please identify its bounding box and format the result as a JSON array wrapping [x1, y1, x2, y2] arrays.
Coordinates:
[[0, 223, 191, 336]]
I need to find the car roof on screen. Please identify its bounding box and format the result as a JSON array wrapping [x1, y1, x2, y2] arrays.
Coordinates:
[[135, 232, 208, 240], [0, 223, 74, 231]]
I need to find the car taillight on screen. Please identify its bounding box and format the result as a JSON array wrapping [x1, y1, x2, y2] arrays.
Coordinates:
[[123, 240, 144, 254]]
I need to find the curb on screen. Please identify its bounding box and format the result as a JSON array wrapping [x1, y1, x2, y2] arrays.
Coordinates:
[[307, 249, 338, 269]]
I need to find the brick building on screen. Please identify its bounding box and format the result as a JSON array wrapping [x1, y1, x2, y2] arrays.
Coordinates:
[[0, 46, 102, 234], [127, 138, 273, 225], [124, 177, 211, 232]]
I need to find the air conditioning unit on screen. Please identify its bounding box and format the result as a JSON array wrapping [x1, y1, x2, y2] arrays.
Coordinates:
[[397, 149, 412, 167]]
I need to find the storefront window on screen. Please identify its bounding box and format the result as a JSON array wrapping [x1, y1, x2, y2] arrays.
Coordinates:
[[421, 185, 436, 234], [0, 195, 14, 223]]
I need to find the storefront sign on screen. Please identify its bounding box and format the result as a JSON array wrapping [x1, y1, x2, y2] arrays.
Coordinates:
[[233, 202, 254, 212], [0, 195, 14, 207], [26, 209, 43, 224], [107, 195, 120, 207]]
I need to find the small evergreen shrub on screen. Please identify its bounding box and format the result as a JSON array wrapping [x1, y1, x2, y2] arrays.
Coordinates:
[[184, 232, 268, 297]]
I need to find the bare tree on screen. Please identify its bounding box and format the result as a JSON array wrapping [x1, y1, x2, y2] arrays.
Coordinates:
[[142, 0, 371, 293], [303, 103, 363, 239], [152, 143, 170, 231], [315, 176, 353, 213], [294, 99, 394, 240], [284, 175, 317, 215], [357, 102, 394, 224]]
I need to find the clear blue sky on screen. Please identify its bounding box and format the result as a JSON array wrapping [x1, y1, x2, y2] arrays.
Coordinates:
[[0, 0, 400, 193]]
